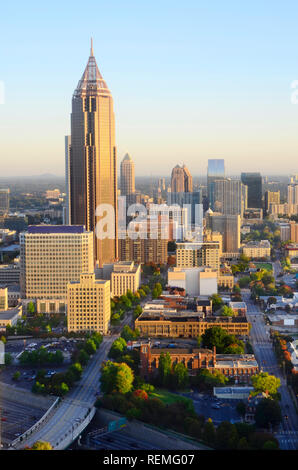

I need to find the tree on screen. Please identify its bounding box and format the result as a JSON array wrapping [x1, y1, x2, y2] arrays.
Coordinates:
[[84, 339, 97, 356], [251, 372, 281, 398], [158, 352, 172, 387], [202, 420, 216, 445], [254, 398, 282, 429], [13, 371, 21, 381], [221, 305, 237, 317], [27, 301, 36, 314], [263, 440, 279, 450], [215, 421, 239, 449], [121, 325, 140, 342], [171, 362, 189, 390], [238, 276, 251, 288], [78, 349, 89, 366], [5, 353, 12, 365], [209, 294, 224, 312], [29, 441, 53, 450], [109, 337, 127, 359], [69, 362, 83, 381], [100, 361, 134, 394], [193, 369, 228, 390], [201, 326, 228, 353], [236, 401, 246, 418]]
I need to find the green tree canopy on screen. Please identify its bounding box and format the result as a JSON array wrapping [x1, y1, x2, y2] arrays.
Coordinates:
[[251, 372, 281, 398], [100, 361, 134, 394]]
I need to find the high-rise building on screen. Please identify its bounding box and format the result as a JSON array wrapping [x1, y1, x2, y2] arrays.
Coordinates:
[[64, 135, 71, 224], [171, 164, 193, 193], [120, 153, 135, 196], [176, 240, 221, 272], [264, 190, 280, 215], [167, 190, 203, 226], [241, 172, 262, 208], [20, 225, 94, 312], [287, 184, 298, 205], [118, 216, 168, 265], [67, 273, 110, 334], [211, 179, 247, 216], [69, 40, 117, 266], [205, 211, 241, 253], [0, 189, 10, 215], [207, 159, 225, 209]]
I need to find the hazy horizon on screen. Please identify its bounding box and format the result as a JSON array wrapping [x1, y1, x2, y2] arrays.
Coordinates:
[[1, 1, 298, 177]]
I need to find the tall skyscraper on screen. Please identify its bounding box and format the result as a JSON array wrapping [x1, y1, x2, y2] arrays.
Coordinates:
[[171, 164, 193, 193], [205, 211, 241, 253], [241, 172, 262, 208], [287, 183, 298, 205], [211, 178, 247, 216], [69, 40, 118, 267], [120, 153, 135, 196], [0, 189, 10, 215], [207, 159, 225, 209], [264, 190, 280, 215]]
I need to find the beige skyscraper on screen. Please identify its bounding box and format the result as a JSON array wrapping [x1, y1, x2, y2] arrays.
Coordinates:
[[120, 153, 135, 196], [171, 164, 193, 193], [69, 40, 117, 267]]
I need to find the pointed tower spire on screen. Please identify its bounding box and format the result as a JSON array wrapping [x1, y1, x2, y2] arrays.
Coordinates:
[[74, 40, 110, 95]]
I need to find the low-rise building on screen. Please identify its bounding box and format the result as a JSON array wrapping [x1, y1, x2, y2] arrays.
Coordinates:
[[135, 307, 250, 338], [242, 240, 271, 259], [0, 264, 20, 285], [228, 301, 247, 316], [213, 386, 254, 400], [0, 304, 22, 330], [140, 343, 258, 383], [168, 266, 217, 297]]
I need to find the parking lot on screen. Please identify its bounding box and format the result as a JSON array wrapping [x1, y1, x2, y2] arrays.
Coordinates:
[[1, 337, 79, 390], [181, 392, 242, 424]]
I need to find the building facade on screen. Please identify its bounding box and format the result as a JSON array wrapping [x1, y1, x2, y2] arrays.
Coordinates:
[[120, 153, 135, 197], [140, 343, 258, 382], [171, 164, 193, 193], [67, 273, 110, 334], [68, 41, 118, 266], [241, 173, 262, 209], [20, 226, 94, 311]]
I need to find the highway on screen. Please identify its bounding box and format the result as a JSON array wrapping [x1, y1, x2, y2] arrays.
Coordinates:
[[242, 290, 298, 450], [13, 335, 116, 449]]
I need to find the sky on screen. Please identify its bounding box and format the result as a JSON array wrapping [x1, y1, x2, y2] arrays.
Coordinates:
[[1, 0, 298, 178]]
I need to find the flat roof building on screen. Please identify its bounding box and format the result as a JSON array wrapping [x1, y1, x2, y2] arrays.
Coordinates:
[[20, 225, 94, 312], [67, 273, 110, 334]]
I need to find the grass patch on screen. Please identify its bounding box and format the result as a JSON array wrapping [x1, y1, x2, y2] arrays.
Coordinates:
[[149, 388, 192, 407], [254, 262, 273, 271]]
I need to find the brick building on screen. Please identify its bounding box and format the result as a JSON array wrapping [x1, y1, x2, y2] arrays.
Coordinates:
[[140, 343, 258, 383]]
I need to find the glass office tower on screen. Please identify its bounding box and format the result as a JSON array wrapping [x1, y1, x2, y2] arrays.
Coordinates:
[[241, 172, 262, 208], [207, 159, 225, 210]]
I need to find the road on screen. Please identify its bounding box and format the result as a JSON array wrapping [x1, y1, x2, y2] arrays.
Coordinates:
[[13, 334, 116, 449], [243, 290, 298, 450]]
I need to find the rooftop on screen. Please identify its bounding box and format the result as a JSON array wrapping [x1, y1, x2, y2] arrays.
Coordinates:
[[27, 225, 86, 234]]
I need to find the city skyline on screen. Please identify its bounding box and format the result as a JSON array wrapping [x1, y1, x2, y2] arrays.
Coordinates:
[[1, 1, 298, 177]]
